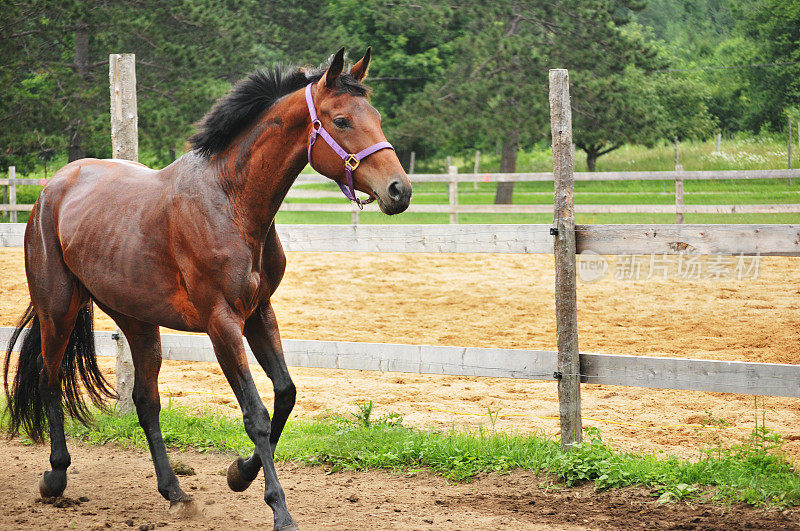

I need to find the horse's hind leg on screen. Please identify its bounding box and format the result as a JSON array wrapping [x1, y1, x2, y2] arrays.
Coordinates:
[[103, 310, 193, 509], [208, 308, 296, 530], [230, 302, 296, 491], [37, 309, 80, 498], [31, 272, 86, 497]]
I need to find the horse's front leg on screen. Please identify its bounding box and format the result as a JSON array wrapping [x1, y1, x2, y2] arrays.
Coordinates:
[[208, 308, 296, 530], [228, 302, 297, 492], [118, 318, 193, 511]]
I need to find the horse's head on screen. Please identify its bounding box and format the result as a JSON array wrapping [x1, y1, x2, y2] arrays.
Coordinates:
[[307, 48, 412, 215]]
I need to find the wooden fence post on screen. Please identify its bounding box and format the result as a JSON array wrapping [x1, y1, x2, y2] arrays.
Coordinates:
[[409, 151, 415, 175], [789, 116, 793, 186], [351, 203, 359, 226], [675, 164, 684, 224], [715, 133, 721, 152], [109, 53, 137, 414], [473, 150, 480, 190], [549, 69, 582, 449], [448, 165, 458, 224], [8, 166, 16, 223]]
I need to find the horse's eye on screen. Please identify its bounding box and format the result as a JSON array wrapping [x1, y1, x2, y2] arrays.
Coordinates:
[[333, 117, 350, 129]]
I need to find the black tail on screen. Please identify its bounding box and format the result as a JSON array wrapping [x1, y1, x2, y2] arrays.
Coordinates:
[[3, 303, 117, 442]]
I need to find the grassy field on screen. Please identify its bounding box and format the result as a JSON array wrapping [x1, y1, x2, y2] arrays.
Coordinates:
[[3, 135, 799, 224], [17, 401, 795, 507]]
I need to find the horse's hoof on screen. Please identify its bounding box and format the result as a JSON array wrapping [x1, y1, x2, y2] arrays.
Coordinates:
[[227, 457, 253, 492], [169, 499, 198, 518], [277, 524, 299, 530], [39, 471, 66, 498]]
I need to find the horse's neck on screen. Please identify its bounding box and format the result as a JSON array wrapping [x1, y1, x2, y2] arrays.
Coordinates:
[[216, 90, 310, 238]]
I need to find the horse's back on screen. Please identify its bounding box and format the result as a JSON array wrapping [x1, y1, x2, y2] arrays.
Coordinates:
[[26, 158, 189, 321], [35, 158, 167, 248]]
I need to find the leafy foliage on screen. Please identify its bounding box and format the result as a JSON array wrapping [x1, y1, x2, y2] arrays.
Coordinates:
[[0, 0, 795, 176]]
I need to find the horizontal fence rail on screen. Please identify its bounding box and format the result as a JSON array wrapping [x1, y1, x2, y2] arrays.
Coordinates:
[[2, 223, 799, 255], [7, 169, 800, 223], [10, 170, 799, 188], [278, 202, 800, 215], [293, 168, 800, 184], [2, 327, 798, 398]]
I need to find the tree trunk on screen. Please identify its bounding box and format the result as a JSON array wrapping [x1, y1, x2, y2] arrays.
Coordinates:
[[68, 126, 85, 162], [494, 129, 519, 204], [74, 22, 89, 78], [586, 149, 599, 172]]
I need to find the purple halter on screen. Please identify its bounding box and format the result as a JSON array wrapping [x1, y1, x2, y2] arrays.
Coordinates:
[[305, 83, 394, 208]]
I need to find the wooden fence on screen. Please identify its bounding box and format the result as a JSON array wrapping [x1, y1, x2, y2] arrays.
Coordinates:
[[5, 167, 800, 225], [3, 67, 800, 449], [2, 222, 799, 255], [2, 329, 799, 399], [294, 168, 800, 226]]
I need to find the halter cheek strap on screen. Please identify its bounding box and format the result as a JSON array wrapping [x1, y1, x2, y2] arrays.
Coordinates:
[[305, 83, 394, 208]]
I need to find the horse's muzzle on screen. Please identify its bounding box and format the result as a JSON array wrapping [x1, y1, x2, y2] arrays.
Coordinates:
[[379, 177, 412, 215]]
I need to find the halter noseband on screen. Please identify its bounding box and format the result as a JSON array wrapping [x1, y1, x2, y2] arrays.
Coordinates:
[[305, 83, 394, 208]]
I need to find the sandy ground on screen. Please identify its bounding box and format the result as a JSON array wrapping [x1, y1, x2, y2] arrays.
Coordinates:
[[2, 248, 800, 461], [1, 438, 797, 530]]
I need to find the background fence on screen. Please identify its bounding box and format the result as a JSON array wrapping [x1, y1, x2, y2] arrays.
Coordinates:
[[6, 167, 800, 225], [292, 167, 800, 225], [3, 67, 800, 449]]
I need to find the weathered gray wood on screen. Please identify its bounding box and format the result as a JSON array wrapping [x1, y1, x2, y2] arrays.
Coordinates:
[[448, 165, 458, 224], [5, 326, 797, 397], [550, 69, 582, 449], [577, 224, 800, 256], [409, 151, 415, 174], [715, 133, 721, 152], [109, 54, 138, 161], [404, 169, 800, 183], [109, 53, 138, 414], [287, 168, 800, 184], [0, 178, 47, 185], [675, 164, 684, 224], [0, 204, 34, 211], [275, 224, 554, 253], [0, 223, 25, 246], [8, 167, 16, 223], [580, 353, 800, 398], [279, 202, 800, 215], [473, 150, 480, 190], [3, 222, 799, 256], [789, 116, 792, 173]]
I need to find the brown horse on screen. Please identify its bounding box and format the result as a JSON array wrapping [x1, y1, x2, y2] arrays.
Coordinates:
[[3, 48, 411, 529]]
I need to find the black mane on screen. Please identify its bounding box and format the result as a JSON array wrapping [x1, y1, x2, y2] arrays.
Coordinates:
[[189, 64, 369, 158]]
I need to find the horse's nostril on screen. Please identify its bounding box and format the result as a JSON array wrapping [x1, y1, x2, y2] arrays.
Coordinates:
[[388, 180, 403, 201]]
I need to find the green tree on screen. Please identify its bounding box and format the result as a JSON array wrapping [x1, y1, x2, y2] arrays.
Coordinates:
[[734, 0, 800, 131], [0, 0, 293, 170]]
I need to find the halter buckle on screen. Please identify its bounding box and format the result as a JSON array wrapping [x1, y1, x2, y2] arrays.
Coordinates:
[[312, 120, 322, 131], [344, 154, 360, 171]]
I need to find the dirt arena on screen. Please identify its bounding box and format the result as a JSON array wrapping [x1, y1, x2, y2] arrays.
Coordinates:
[[2, 247, 800, 528], [2, 438, 797, 530], [2, 248, 800, 459]]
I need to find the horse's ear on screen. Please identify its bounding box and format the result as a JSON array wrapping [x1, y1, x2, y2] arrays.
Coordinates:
[[350, 47, 371, 81], [321, 47, 345, 89]]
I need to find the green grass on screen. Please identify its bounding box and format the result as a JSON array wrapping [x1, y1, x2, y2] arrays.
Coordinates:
[[4, 136, 799, 225], [4, 401, 788, 507], [422, 134, 794, 174]]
